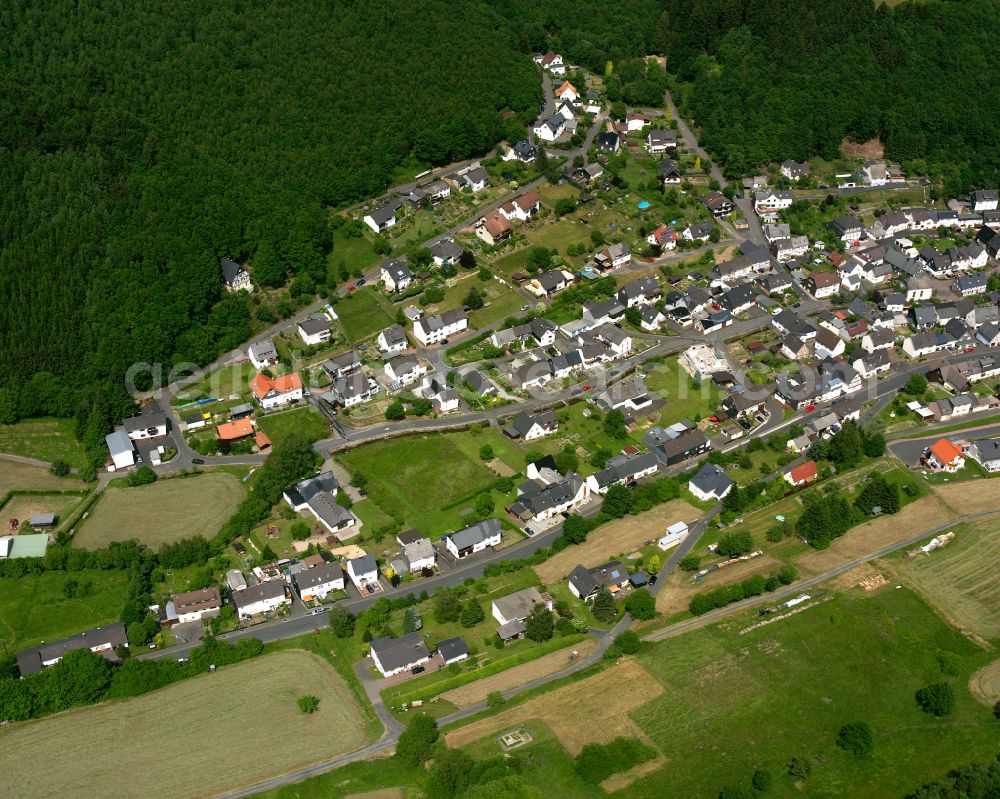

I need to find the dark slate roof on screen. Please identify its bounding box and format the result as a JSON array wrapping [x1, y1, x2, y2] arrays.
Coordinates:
[[370, 632, 430, 672], [689, 462, 733, 498], [285, 471, 340, 507], [16, 622, 128, 676], [437, 636, 469, 661]]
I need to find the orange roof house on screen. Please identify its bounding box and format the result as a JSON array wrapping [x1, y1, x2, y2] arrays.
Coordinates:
[[928, 438, 964, 471], [216, 418, 254, 441], [784, 459, 818, 486], [250, 372, 303, 401], [255, 430, 272, 450], [554, 81, 579, 100]]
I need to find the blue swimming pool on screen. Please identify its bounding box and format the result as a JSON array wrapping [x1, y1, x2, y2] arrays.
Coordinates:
[[637, 200, 651, 209]]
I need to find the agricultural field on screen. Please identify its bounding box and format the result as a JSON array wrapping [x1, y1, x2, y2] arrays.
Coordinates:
[[336, 428, 526, 533], [74, 473, 245, 549], [1, 651, 370, 799], [257, 406, 330, 447], [0, 461, 87, 496], [0, 418, 88, 468], [885, 517, 1000, 639], [0, 569, 130, 651], [534, 499, 701, 584], [625, 587, 999, 798]]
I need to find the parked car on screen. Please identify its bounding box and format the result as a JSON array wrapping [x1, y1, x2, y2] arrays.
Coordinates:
[[192, 458, 205, 465], [410, 665, 425, 675]]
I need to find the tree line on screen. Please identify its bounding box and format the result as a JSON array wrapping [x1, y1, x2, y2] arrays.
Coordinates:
[[661, 0, 1000, 195]]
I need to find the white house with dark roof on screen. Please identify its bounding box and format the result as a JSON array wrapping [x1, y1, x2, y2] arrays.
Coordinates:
[[401, 538, 436, 573], [248, 338, 279, 369], [509, 409, 558, 441], [294, 562, 345, 601], [171, 588, 222, 624], [428, 238, 463, 266], [377, 325, 408, 355], [370, 632, 430, 677], [122, 412, 168, 441], [444, 518, 502, 559], [568, 561, 630, 602], [298, 317, 332, 346], [413, 308, 468, 346], [380, 258, 412, 293], [384, 354, 426, 386], [364, 199, 402, 233], [346, 555, 379, 591], [968, 438, 1000, 472], [232, 581, 288, 620], [283, 471, 356, 536], [220, 258, 252, 292], [688, 462, 734, 502]]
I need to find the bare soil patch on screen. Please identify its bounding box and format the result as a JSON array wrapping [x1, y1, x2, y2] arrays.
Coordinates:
[[345, 790, 404, 799], [794, 494, 954, 576], [444, 658, 663, 754], [601, 754, 667, 792], [841, 137, 884, 158], [655, 555, 780, 614], [969, 659, 1000, 707], [535, 500, 700, 584], [440, 639, 597, 708]]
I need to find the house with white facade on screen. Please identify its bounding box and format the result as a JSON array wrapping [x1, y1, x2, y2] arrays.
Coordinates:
[[380, 258, 412, 293], [248, 338, 279, 369], [250, 372, 304, 410], [444, 518, 502, 559], [369, 632, 430, 677], [346, 555, 379, 591], [298, 317, 332, 346], [377, 325, 408, 355], [294, 562, 346, 602], [232, 581, 288, 621], [413, 308, 468, 346], [171, 588, 222, 624]]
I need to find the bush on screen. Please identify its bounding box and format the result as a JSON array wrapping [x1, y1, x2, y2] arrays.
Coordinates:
[[297, 695, 320, 713], [127, 466, 158, 487], [915, 682, 955, 716], [751, 769, 772, 792], [395, 715, 439, 767], [715, 531, 753, 558], [836, 721, 874, 757], [679, 554, 701, 572], [486, 690, 506, 708], [575, 737, 656, 784], [787, 756, 811, 779], [625, 588, 656, 620], [615, 629, 641, 654]]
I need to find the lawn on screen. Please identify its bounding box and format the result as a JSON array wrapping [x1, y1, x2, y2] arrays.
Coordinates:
[[885, 517, 1000, 639], [337, 429, 525, 534], [257, 406, 330, 446], [2, 650, 370, 799], [629, 587, 1000, 799], [0, 569, 130, 651], [0, 418, 88, 468], [330, 227, 380, 276], [74, 472, 245, 549], [173, 361, 257, 405], [335, 287, 397, 343], [643, 355, 722, 424]]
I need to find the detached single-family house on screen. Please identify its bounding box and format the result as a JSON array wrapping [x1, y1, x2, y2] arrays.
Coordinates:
[[298, 317, 331, 346], [401, 538, 436, 573], [232, 581, 288, 620], [509, 409, 558, 440], [554, 80, 579, 103], [702, 191, 734, 218], [492, 586, 553, 626], [437, 637, 469, 665], [220, 258, 252, 292], [594, 242, 632, 270], [967, 439, 1000, 472], [814, 328, 846, 360], [953, 273, 987, 297], [295, 562, 346, 601], [534, 114, 566, 142], [370, 632, 430, 677], [754, 189, 794, 213], [784, 460, 818, 487], [364, 199, 402, 233], [688, 462, 734, 501], [444, 518, 502, 559], [250, 372, 303, 410], [598, 132, 620, 153], [122, 412, 168, 441], [862, 161, 888, 186], [171, 588, 222, 624], [827, 215, 864, 244], [428, 238, 463, 267], [377, 325, 408, 355], [853, 349, 892, 378], [647, 129, 677, 153], [413, 308, 468, 346], [538, 50, 565, 75], [346, 555, 379, 592], [248, 338, 279, 369], [475, 210, 512, 245], [658, 159, 681, 185], [568, 561, 630, 602], [861, 328, 894, 353], [15, 623, 129, 676], [781, 160, 810, 180], [380, 258, 412, 293], [805, 271, 840, 299], [927, 438, 965, 472], [384, 354, 426, 387]]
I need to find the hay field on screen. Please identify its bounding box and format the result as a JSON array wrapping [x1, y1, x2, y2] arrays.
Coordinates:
[[535, 500, 700, 584], [74, 472, 244, 548], [931, 480, 1000, 516], [440, 639, 597, 708], [2, 651, 369, 799], [0, 460, 86, 495], [444, 658, 663, 754], [886, 517, 1000, 639]]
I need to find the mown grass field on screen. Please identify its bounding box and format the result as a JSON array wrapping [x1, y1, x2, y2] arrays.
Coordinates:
[[886, 517, 1000, 639], [74, 473, 245, 549], [0, 461, 86, 496], [336, 287, 397, 343], [0, 569, 130, 651], [629, 587, 999, 798], [336, 429, 525, 533], [644, 355, 722, 422], [1, 650, 369, 799], [257, 406, 330, 446], [0, 418, 88, 468], [2, 492, 84, 530]]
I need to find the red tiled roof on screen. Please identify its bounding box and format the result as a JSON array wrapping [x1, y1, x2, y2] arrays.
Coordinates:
[[929, 438, 962, 466], [789, 460, 818, 484]]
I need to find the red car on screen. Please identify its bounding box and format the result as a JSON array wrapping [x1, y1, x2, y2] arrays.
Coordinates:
[[583, 385, 591, 391], [965, 345, 976, 352], [804, 404, 816, 412]]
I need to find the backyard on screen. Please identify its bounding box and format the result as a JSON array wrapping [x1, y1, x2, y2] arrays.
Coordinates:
[[335, 287, 398, 343], [0, 569, 130, 651], [1, 650, 370, 799], [74, 472, 245, 549], [0, 461, 87, 497], [257, 406, 330, 447]]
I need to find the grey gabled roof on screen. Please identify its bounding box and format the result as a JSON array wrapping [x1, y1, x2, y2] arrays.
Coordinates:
[[568, 564, 599, 598], [348, 554, 377, 575], [220, 258, 246, 282], [105, 430, 133, 457], [295, 561, 344, 591], [367, 199, 402, 225], [285, 471, 340, 507], [231, 580, 286, 614], [122, 412, 168, 433], [370, 632, 430, 672], [448, 517, 501, 550], [16, 622, 128, 676], [248, 338, 278, 362], [689, 461, 733, 498], [437, 636, 468, 661]]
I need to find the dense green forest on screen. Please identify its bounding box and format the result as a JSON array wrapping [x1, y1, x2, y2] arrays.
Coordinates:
[[0, 0, 542, 441], [662, 0, 1000, 192]]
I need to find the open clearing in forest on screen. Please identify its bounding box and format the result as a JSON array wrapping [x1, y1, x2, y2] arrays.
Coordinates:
[[1, 651, 368, 799]]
